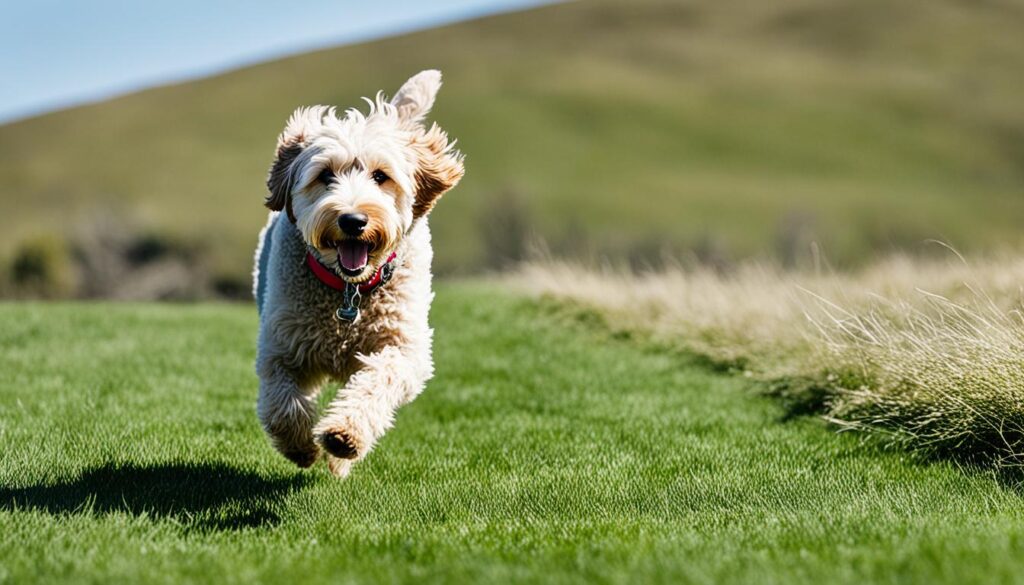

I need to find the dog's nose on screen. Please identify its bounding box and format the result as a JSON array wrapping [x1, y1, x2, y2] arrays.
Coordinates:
[[338, 213, 368, 236]]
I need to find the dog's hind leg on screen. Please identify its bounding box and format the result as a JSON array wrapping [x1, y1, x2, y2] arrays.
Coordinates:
[[313, 344, 432, 476], [257, 358, 324, 468]]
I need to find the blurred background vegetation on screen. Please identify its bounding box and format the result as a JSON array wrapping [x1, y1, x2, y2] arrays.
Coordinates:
[[1, 0, 1023, 299]]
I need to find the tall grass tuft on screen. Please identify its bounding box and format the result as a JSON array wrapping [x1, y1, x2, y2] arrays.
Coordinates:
[[513, 253, 1024, 471], [808, 288, 1024, 468]]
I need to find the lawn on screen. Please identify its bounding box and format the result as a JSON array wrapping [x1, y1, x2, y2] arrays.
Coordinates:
[[2, 285, 1024, 584]]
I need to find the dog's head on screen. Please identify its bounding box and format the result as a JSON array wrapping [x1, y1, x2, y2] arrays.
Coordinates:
[[265, 70, 464, 283]]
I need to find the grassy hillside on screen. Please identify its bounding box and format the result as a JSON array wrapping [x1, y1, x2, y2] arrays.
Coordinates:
[[3, 290, 1024, 583], [3, 0, 1024, 288]]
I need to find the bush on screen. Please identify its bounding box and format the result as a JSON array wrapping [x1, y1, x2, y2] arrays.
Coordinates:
[[3, 215, 218, 301], [8, 235, 77, 298], [479, 187, 532, 270]]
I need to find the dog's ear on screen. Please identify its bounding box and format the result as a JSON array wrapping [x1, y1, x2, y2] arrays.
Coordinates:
[[410, 123, 465, 219], [266, 142, 301, 222], [392, 70, 442, 123], [266, 107, 322, 222]]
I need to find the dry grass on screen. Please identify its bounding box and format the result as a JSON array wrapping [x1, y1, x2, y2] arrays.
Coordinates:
[[511, 252, 1024, 469]]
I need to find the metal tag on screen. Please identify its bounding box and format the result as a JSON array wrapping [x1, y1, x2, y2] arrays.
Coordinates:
[[336, 285, 361, 322]]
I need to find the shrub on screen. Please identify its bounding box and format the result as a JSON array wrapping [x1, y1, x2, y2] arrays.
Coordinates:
[[479, 187, 532, 270], [8, 235, 77, 298]]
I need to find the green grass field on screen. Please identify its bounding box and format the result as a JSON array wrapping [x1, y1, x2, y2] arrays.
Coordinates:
[[3, 287, 1024, 584], [3, 0, 1024, 285]]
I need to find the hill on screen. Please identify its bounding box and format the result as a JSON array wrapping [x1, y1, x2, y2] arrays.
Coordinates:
[[3, 289, 1024, 583], [2, 0, 1024, 290]]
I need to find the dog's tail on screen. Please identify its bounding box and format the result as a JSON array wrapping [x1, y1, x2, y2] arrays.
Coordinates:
[[253, 211, 279, 317]]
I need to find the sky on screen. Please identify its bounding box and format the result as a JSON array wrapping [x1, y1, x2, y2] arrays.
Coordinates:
[[0, 0, 556, 124]]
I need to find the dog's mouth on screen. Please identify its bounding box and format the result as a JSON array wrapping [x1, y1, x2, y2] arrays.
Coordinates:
[[336, 239, 372, 277]]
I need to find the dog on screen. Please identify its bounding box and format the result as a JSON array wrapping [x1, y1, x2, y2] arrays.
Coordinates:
[[252, 70, 464, 477]]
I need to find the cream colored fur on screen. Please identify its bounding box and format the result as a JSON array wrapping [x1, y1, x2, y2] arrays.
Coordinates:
[[253, 71, 463, 478]]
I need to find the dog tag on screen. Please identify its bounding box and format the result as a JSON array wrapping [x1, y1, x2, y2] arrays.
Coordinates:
[[336, 284, 362, 322], [336, 306, 359, 322]]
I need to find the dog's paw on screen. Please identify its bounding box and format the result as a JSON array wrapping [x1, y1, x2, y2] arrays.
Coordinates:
[[317, 427, 363, 460], [326, 456, 354, 479]]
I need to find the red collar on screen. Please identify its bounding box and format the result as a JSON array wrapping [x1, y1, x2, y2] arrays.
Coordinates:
[[306, 251, 397, 294]]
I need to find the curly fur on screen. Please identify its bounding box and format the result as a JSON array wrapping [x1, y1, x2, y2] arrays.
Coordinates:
[[253, 70, 464, 478]]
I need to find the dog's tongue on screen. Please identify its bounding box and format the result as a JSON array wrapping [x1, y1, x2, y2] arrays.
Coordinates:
[[338, 241, 369, 271]]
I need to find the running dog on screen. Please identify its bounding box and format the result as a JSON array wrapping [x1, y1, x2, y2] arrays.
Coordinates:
[[253, 70, 464, 477]]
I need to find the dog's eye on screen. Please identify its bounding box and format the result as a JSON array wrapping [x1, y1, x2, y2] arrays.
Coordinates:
[[317, 168, 335, 186], [371, 170, 389, 185]]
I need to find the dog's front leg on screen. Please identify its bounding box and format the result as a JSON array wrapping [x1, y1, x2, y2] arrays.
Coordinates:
[[314, 345, 431, 477], [257, 357, 324, 468]]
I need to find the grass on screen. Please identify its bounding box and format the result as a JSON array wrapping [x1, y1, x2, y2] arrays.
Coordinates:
[[514, 253, 1024, 473], [806, 280, 1024, 468], [4, 286, 1024, 583], [4, 0, 1024, 283]]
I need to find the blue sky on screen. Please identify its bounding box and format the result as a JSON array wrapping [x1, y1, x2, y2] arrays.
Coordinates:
[[0, 0, 555, 123]]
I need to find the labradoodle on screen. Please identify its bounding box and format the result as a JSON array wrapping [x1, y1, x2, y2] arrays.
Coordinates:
[[252, 70, 464, 477]]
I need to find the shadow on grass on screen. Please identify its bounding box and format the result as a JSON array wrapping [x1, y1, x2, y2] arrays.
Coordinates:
[[0, 462, 312, 531]]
